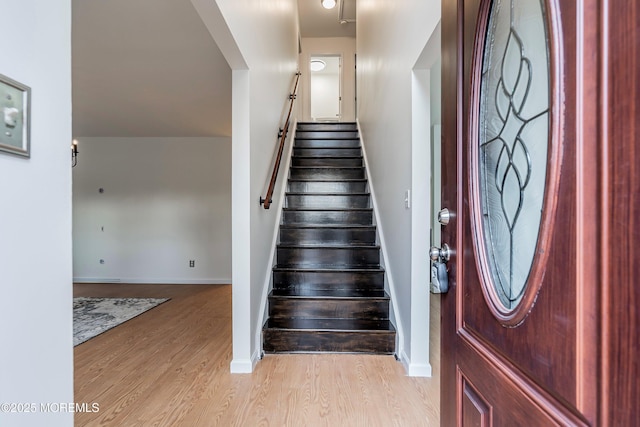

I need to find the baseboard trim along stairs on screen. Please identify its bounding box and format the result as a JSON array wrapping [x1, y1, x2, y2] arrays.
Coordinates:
[[262, 122, 396, 354]]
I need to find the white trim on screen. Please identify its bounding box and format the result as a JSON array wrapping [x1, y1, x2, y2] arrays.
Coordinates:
[[231, 69, 252, 372], [357, 120, 405, 359], [230, 348, 261, 373], [399, 349, 433, 377], [189, 0, 248, 70], [229, 359, 252, 373], [254, 121, 298, 355], [73, 278, 231, 285], [407, 363, 433, 377], [408, 67, 433, 377]]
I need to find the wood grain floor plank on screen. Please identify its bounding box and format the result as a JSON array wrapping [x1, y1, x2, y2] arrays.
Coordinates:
[[74, 284, 440, 426]]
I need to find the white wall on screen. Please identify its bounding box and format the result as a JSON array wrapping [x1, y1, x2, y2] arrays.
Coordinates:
[[300, 37, 356, 122], [357, 0, 440, 374], [193, 0, 299, 372], [72, 137, 232, 284], [0, 1, 74, 426]]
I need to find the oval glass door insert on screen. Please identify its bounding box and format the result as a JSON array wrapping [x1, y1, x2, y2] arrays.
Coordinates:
[[476, 0, 550, 311]]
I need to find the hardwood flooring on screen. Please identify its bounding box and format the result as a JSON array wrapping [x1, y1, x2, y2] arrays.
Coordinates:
[[74, 283, 440, 426]]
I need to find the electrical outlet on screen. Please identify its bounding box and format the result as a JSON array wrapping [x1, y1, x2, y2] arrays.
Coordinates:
[[99, 259, 105, 264], [189, 260, 195, 268], [405, 189, 411, 209]]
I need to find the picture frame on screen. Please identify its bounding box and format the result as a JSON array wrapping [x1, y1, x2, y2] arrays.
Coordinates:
[[0, 73, 31, 158]]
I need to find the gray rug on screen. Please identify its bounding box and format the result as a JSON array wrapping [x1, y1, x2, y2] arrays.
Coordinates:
[[73, 297, 169, 346]]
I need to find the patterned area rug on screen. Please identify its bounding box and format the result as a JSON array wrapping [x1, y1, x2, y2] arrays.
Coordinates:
[[73, 297, 169, 346]]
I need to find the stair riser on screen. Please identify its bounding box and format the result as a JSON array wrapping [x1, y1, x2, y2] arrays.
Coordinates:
[[277, 247, 380, 268], [272, 271, 384, 290], [262, 330, 395, 353], [282, 210, 373, 225], [296, 131, 359, 139], [290, 168, 365, 180], [268, 298, 389, 320], [286, 195, 369, 209], [293, 148, 361, 157], [295, 139, 360, 148], [279, 228, 376, 246], [292, 157, 362, 167], [288, 181, 367, 193], [297, 123, 358, 131]]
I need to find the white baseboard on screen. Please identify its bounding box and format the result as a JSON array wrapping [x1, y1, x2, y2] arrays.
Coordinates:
[[230, 349, 260, 374], [229, 359, 253, 374], [73, 278, 231, 285], [407, 362, 433, 377], [400, 350, 433, 377]]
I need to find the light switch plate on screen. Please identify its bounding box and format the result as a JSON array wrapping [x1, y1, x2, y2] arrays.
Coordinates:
[[0, 73, 30, 158]]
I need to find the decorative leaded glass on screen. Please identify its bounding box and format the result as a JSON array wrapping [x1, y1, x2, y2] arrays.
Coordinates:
[[478, 0, 550, 310]]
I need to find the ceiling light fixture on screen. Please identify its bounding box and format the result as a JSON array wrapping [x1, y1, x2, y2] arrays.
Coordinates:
[[321, 0, 336, 9], [310, 59, 326, 72]]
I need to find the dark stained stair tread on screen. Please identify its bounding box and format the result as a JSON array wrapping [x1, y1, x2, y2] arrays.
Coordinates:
[[279, 224, 375, 229], [293, 152, 362, 159], [275, 250, 380, 267], [287, 180, 368, 193], [272, 270, 385, 292], [289, 168, 365, 180], [291, 158, 363, 167], [282, 207, 372, 211], [262, 330, 395, 354], [290, 166, 363, 169], [296, 122, 358, 131], [265, 318, 395, 332], [294, 139, 361, 148], [277, 244, 380, 248], [287, 183, 367, 189], [285, 194, 370, 209], [285, 192, 369, 196], [281, 209, 374, 226], [270, 288, 388, 298], [272, 266, 385, 273], [278, 225, 377, 246], [295, 131, 360, 139], [268, 296, 389, 320]]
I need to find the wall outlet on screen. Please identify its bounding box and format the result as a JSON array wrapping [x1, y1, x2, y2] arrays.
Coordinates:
[[405, 189, 411, 209], [189, 260, 195, 268]]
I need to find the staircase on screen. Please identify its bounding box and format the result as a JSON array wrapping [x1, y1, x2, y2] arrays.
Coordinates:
[[262, 122, 396, 354]]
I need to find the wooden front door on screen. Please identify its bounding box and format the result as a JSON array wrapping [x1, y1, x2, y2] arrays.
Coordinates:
[[440, 0, 639, 425]]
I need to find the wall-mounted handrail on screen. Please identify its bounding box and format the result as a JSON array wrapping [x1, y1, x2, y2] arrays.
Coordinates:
[[260, 71, 301, 209]]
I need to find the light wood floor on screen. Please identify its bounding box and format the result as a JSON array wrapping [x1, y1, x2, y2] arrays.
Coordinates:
[[74, 283, 441, 426]]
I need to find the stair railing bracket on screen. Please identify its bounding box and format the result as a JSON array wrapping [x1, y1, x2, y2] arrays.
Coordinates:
[[259, 196, 273, 207]]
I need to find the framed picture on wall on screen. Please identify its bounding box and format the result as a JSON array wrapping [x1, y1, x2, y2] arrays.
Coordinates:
[[0, 73, 31, 158]]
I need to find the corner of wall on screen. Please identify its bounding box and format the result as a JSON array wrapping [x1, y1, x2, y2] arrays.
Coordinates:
[[357, 120, 406, 360], [253, 122, 298, 357]]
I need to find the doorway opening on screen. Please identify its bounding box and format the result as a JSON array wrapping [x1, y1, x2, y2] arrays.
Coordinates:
[[310, 55, 341, 121]]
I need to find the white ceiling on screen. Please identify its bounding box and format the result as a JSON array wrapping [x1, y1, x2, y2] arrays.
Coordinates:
[[72, 0, 356, 138], [298, 0, 356, 38]]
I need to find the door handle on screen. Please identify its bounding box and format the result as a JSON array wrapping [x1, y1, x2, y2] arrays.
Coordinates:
[[430, 243, 451, 294], [437, 208, 451, 225], [430, 243, 451, 262]]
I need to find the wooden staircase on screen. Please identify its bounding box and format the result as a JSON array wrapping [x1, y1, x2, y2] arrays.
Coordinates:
[[262, 122, 396, 354]]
